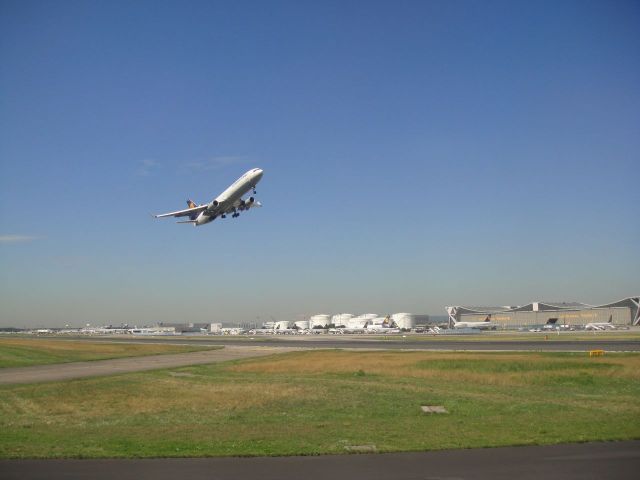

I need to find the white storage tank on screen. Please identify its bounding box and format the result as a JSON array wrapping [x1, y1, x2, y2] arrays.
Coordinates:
[[342, 314, 374, 328], [294, 320, 310, 330], [331, 313, 354, 327], [346, 316, 371, 329], [275, 320, 291, 330], [392, 313, 415, 329], [370, 316, 388, 326], [310, 314, 331, 328]]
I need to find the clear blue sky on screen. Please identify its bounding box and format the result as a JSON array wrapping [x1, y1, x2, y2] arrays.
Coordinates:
[[1, 0, 638, 327]]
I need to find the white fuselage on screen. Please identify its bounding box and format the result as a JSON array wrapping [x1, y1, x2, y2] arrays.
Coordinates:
[[453, 321, 494, 330], [585, 322, 615, 330], [195, 168, 263, 226]]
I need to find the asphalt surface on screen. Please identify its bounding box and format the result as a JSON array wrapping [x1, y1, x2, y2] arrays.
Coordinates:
[[2, 441, 638, 480], [54, 334, 640, 352], [0, 346, 299, 385]]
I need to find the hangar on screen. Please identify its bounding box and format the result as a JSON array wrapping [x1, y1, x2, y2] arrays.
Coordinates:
[[446, 297, 640, 330]]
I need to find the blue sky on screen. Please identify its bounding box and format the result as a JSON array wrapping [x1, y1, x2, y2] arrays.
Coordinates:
[[1, 0, 638, 327]]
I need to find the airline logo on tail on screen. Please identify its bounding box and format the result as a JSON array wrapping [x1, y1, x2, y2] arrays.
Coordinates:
[[187, 199, 199, 220]]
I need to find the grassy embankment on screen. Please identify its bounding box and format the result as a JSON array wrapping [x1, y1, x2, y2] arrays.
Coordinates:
[[1, 350, 639, 458], [0, 338, 217, 368]]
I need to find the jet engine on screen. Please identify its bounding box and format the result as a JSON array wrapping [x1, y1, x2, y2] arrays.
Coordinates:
[[239, 197, 255, 211]]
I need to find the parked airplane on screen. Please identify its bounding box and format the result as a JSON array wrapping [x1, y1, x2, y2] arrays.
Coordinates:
[[154, 168, 264, 226], [452, 315, 496, 330], [585, 315, 616, 331]]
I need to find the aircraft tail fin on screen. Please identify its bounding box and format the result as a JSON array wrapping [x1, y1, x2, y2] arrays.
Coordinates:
[[186, 199, 199, 220]]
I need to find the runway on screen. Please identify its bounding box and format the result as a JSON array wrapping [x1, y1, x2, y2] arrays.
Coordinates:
[[2, 440, 638, 480], [55, 334, 640, 352]]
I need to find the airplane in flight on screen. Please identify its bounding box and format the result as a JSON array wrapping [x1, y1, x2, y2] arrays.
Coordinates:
[[154, 168, 264, 226]]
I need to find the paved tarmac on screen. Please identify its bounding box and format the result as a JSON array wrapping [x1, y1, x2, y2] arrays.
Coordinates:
[[0, 346, 298, 385], [58, 334, 640, 352], [1, 441, 638, 480]]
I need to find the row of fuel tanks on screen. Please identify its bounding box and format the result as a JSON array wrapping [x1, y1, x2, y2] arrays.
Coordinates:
[[291, 313, 419, 330]]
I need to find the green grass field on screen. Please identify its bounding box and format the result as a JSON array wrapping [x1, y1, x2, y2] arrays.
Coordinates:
[[0, 338, 215, 368], [1, 349, 639, 458]]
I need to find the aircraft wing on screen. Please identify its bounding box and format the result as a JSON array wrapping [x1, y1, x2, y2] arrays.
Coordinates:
[[154, 205, 207, 218]]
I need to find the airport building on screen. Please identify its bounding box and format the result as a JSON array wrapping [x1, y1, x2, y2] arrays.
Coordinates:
[[446, 297, 640, 329], [156, 322, 210, 333]]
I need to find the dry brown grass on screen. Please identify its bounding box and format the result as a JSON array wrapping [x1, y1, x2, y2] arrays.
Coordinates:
[[229, 350, 640, 386], [229, 350, 423, 374]]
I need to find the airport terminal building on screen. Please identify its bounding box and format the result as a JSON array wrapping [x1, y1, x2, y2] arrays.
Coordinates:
[[446, 297, 640, 329]]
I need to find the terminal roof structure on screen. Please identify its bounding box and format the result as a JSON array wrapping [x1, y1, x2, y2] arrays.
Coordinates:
[[447, 297, 640, 325]]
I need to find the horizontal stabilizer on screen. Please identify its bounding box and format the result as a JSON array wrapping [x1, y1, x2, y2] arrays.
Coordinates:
[[176, 220, 197, 224]]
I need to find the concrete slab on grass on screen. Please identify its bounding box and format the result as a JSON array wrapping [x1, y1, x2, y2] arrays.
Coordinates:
[[421, 405, 448, 414]]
